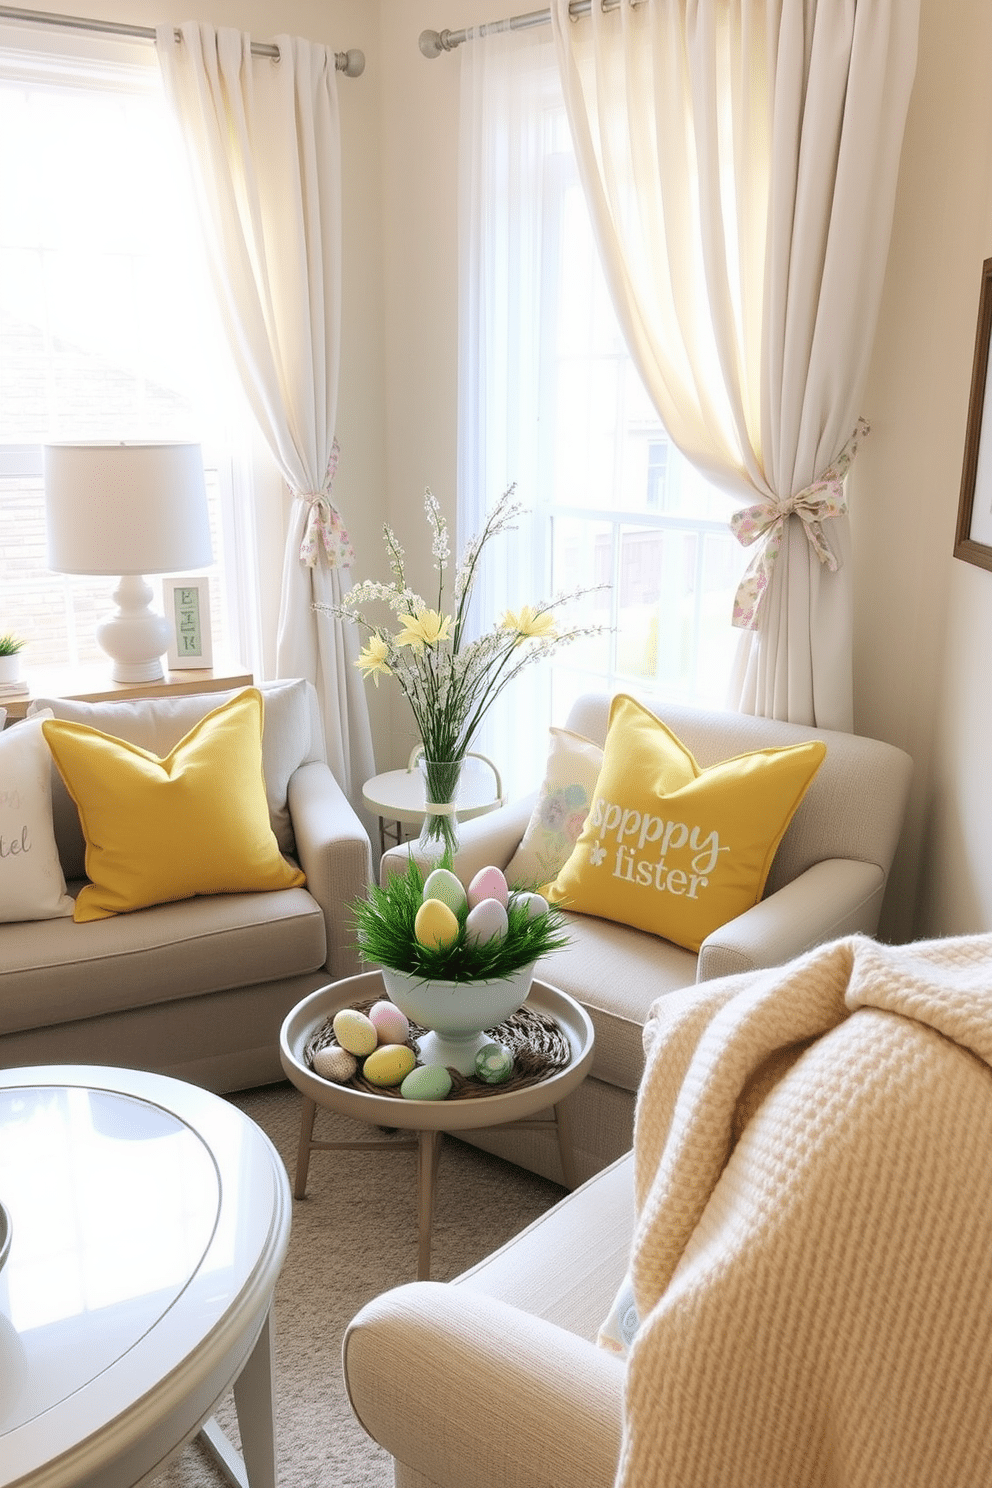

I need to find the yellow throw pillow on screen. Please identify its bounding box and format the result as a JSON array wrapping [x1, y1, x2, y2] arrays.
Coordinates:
[[42, 687, 305, 923], [545, 694, 826, 952]]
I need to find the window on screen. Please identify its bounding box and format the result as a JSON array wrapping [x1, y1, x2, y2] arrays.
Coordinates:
[[538, 155, 747, 732], [0, 28, 254, 670], [458, 31, 747, 796]]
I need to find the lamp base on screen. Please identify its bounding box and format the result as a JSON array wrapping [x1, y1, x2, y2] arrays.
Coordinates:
[[95, 575, 171, 684], [106, 656, 167, 685]]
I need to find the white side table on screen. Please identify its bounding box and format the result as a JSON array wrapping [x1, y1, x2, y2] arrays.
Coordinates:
[[362, 748, 504, 856], [280, 972, 595, 1281]]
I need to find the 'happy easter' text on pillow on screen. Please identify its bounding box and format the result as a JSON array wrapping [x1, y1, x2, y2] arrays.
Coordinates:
[[545, 695, 826, 952]]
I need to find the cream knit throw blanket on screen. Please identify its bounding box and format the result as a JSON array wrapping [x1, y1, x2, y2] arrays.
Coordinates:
[[619, 932, 992, 1488]]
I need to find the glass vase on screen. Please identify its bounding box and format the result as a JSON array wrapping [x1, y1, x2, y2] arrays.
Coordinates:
[[417, 756, 463, 864]]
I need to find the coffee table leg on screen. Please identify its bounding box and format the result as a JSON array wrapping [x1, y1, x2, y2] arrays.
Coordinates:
[[416, 1128, 443, 1281], [294, 1097, 318, 1200], [554, 1098, 580, 1191], [234, 1311, 277, 1488], [199, 1313, 276, 1488]]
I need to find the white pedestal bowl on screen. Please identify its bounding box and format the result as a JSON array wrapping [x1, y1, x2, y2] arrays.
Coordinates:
[[379, 962, 536, 1075]]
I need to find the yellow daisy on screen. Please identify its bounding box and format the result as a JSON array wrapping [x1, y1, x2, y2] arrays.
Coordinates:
[[395, 609, 452, 648], [355, 633, 392, 685], [500, 604, 557, 644]]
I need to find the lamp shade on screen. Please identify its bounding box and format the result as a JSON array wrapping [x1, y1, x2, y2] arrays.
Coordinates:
[[43, 441, 213, 576]]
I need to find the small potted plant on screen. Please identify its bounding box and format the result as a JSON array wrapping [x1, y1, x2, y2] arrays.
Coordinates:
[[0, 634, 25, 686]]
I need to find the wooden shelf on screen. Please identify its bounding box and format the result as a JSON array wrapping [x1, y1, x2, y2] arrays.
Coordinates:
[[0, 663, 253, 724]]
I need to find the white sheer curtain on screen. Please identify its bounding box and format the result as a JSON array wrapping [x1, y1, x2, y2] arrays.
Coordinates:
[[457, 27, 561, 798], [156, 23, 373, 799], [551, 0, 919, 729]]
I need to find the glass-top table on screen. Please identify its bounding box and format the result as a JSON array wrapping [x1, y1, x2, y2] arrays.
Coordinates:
[[0, 1066, 291, 1488]]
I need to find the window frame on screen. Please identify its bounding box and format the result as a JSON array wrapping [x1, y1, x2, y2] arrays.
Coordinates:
[[0, 25, 259, 674]]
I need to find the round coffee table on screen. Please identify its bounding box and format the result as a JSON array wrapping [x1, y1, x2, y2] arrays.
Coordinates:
[[280, 972, 594, 1280], [0, 1064, 291, 1488]]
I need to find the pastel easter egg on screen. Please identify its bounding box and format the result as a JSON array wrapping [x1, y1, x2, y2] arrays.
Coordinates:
[[467, 865, 509, 910], [423, 867, 467, 916], [312, 1045, 358, 1083], [400, 1064, 453, 1101], [414, 897, 460, 950], [332, 1007, 378, 1057], [475, 1041, 513, 1085], [363, 1043, 417, 1088], [465, 897, 509, 946], [368, 999, 410, 1045], [512, 891, 549, 919]]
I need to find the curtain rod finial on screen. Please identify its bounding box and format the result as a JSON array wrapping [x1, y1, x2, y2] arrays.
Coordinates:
[[336, 48, 365, 76], [419, 28, 456, 59]]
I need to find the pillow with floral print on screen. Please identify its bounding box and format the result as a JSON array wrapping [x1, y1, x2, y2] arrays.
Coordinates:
[[505, 727, 603, 890]]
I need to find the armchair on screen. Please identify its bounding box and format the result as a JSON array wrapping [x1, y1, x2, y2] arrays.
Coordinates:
[[344, 932, 992, 1488], [380, 692, 912, 1185]]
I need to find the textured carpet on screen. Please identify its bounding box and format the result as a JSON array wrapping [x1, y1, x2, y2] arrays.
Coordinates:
[[154, 1081, 565, 1488]]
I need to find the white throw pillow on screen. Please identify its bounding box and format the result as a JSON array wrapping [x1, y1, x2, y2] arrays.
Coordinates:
[[0, 710, 74, 923], [505, 727, 604, 889]]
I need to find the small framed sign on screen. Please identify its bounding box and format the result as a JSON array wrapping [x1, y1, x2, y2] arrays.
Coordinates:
[[955, 256, 992, 571], [165, 577, 213, 670]]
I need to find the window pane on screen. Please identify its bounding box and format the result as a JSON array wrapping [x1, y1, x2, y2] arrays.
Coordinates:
[[541, 168, 747, 714], [458, 36, 749, 799], [549, 514, 612, 675], [0, 40, 240, 669]]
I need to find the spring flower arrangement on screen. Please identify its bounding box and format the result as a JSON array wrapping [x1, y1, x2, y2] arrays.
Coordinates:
[[316, 483, 601, 854]]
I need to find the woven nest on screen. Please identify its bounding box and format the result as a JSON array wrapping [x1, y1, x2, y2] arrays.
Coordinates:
[[304, 995, 572, 1100]]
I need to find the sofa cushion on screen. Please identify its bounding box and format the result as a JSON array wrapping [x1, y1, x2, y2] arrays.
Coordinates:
[[29, 676, 316, 878], [539, 913, 697, 1093], [0, 883, 325, 1034], [505, 727, 603, 889], [0, 711, 74, 923], [42, 688, 305, 922], [546, 694, 826, 952], [456, 1150, 636, 1342]]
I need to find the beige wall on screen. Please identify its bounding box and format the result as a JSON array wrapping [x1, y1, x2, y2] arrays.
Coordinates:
[[858, 0, 992, 940], [376, 0, 496, 769]]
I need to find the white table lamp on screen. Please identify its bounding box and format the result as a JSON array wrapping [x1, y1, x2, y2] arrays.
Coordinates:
[[43, 441, 213, 683]]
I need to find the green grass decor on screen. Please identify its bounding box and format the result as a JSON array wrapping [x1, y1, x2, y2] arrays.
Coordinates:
[[353, 856, 571, 984]]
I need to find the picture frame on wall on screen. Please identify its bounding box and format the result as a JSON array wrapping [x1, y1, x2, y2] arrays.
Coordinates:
[[165, 577, 213, 670], [954, 256, 992, 572]]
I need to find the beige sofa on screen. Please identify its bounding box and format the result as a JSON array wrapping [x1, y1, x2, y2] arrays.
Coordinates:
[[382, 692, 913, 1187], [0, 679, 371, 1091]]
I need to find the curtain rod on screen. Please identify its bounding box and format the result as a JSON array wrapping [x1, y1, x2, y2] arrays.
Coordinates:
[[0, 4, 366, 73], [420, 0, 639, 57]]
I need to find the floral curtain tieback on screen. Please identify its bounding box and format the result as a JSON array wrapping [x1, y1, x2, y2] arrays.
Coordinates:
[[730, 417, 870, 630], [299, 437, 355, 569]]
